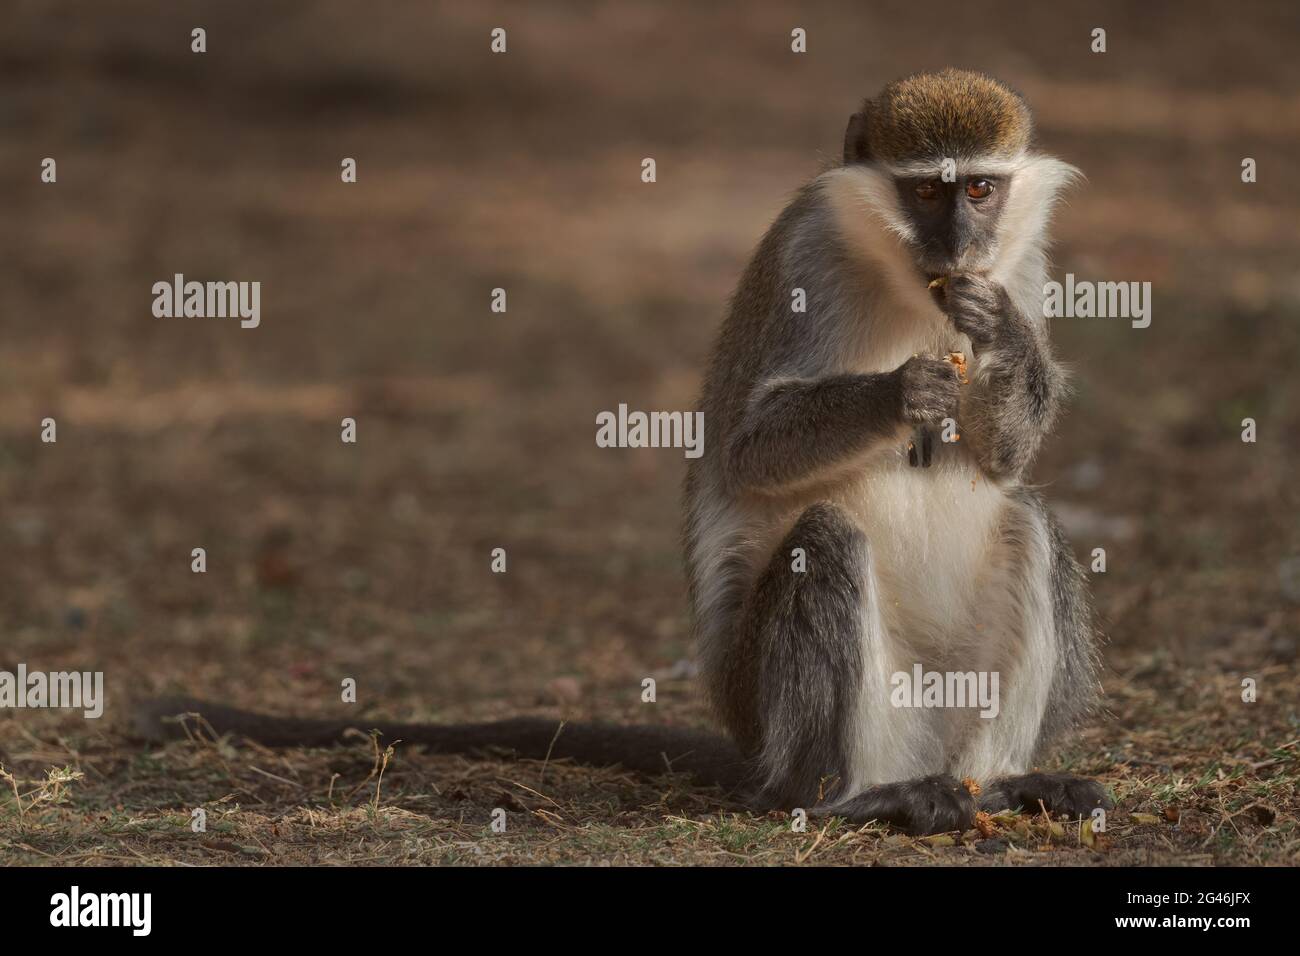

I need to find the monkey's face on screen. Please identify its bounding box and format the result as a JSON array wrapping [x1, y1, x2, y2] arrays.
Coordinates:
[[895, 174, 1010, 279]]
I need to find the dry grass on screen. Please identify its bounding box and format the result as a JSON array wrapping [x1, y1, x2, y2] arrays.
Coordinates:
[[2, 655, 1296, 866]]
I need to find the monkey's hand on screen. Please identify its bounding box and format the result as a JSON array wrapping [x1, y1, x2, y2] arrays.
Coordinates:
[[896, 355, 961, 425], [932, 272, 1010, 351], [930, 273, 1062, 482]]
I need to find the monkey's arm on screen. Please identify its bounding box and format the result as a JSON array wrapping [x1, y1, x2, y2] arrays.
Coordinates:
[[726, 357, 959, 495], [939, 275, 1063, 482]]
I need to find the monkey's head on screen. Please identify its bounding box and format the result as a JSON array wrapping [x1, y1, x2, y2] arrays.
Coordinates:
[[843, 69, 1035, 279]]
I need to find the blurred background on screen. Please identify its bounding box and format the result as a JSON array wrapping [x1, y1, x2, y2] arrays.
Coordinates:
[[0, 1, 1296, 863]]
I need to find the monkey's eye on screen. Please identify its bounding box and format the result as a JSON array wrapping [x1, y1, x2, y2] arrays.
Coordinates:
[[914, 181, 940, 201], [966, 179, 994, 200]]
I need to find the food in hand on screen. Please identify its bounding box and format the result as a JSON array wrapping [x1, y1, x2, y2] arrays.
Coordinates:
[[947, 350, 969, 385]]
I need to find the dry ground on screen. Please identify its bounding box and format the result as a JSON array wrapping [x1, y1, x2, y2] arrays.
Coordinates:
[[1, 1, 1297, 865]]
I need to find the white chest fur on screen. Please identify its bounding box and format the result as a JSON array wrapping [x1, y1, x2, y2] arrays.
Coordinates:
[[828, 451, 1006, 651]]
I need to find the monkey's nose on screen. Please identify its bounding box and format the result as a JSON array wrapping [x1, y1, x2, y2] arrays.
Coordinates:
[[942, 234, 970, 263]]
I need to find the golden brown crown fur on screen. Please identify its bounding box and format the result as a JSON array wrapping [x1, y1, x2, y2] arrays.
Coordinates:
[[844, 69, 1033, 166]]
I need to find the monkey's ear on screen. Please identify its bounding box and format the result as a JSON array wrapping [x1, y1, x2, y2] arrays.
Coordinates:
[[843, 110, 871, 164]]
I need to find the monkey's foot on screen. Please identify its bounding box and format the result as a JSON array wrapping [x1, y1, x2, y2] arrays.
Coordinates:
[[818, 774, 977, 835], [979, 772, 1112, 818]]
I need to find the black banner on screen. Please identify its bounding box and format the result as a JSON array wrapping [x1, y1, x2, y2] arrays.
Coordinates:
[[0, 865, 1285, 941]]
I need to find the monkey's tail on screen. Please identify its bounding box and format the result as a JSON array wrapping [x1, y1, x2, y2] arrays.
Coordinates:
[[132, 696, 750, 793]]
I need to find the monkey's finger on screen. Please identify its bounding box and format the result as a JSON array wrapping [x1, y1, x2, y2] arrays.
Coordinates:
[[921, 428, 933, 467]]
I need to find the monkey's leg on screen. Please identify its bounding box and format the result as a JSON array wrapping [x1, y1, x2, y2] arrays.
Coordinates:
[[741, 503, 970, 834], [949, 490, 1109, 818]]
